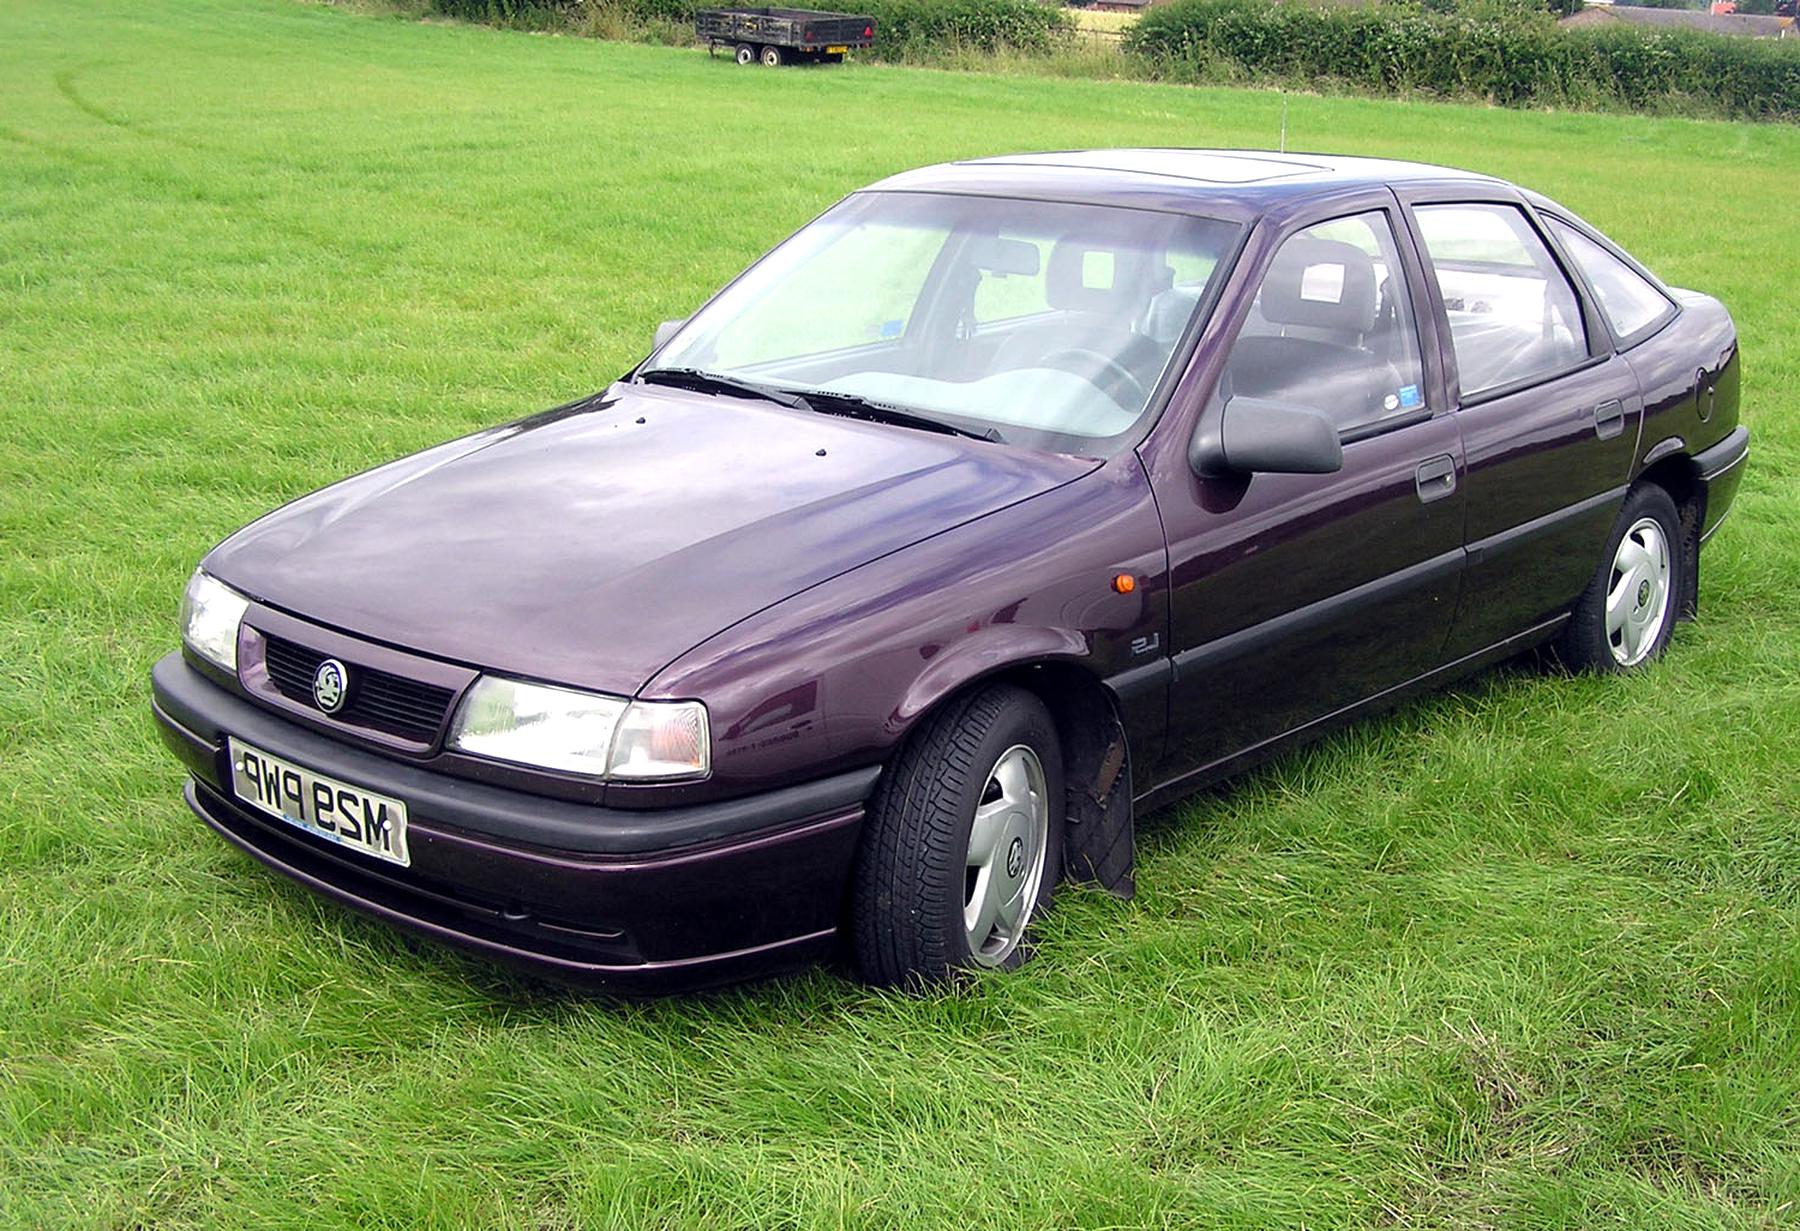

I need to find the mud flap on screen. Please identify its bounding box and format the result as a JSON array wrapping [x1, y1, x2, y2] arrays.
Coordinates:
[[1677, 495, 1702, 621], [1062, 719, 1134, 899]]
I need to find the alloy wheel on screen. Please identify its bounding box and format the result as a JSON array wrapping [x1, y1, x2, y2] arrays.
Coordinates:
[[963, 744, 1049, 967], [1606, 515, 1672, 666]]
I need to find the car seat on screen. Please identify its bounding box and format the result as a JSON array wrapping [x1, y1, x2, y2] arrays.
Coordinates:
[[990, 233, 1166, 398], [1224, 236, 1399, 429]]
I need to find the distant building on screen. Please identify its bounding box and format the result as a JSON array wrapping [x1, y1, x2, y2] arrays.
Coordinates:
[[1559, 4, 1795, 37]]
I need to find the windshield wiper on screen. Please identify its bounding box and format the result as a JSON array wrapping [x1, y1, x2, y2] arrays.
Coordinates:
[[638, 368, 999, 443], [636, 367, 805, 409], [786, 387, 1002, 443]]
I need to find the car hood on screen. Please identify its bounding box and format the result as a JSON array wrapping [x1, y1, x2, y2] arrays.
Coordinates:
[[204, 383, 1097, 694]]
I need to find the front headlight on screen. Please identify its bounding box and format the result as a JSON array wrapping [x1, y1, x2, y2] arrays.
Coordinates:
[[180, 570, 249, 673], [446, 675, 710, 782]]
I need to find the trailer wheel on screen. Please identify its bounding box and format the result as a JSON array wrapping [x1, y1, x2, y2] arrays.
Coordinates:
[[734, 42, 756, 65], [760, 44, 785, 67]]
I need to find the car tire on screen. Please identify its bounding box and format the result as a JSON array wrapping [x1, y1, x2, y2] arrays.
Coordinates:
[[760, 44, 784, 67], [851, 684, 1064, 988], [1556, 483, 1683, 673], [734, 42, 755, 65]]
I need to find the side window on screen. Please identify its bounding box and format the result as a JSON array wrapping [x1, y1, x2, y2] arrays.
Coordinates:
[[1221, 210, 1427, 435], [1545, 218, 1673, 343], [1414, 203, 1588, 399]]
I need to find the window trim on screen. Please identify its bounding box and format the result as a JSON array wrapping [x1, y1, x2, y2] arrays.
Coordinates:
[[1403, 196, 1605, 408], [1538, 212, 1680, 354]]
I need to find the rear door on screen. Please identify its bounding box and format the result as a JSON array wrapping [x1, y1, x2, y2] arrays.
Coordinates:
[[1397, 191, 1645, 658]]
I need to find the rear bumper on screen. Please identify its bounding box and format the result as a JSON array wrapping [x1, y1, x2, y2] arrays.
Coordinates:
[[152, 653, 874, 993], [1696, 425, 1750, 543]]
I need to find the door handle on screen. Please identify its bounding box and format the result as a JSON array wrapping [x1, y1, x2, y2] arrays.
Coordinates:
[[1415, 454, 1457, 504], [1593, 399, 1625, 441]]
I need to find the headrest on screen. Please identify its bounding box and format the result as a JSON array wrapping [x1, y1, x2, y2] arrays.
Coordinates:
[[1259, 237, 1378, 333], [1045, 234, 1150, 314]]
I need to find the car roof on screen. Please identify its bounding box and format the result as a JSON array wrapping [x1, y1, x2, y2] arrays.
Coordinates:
[[866, 148, 1510, 220]]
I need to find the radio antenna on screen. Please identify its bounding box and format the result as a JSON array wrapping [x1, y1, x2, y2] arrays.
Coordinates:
[[1279, 94, 1289, 153]]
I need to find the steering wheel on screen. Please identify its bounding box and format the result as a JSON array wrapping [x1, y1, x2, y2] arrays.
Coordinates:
[[1038, 347, 1149, 409]]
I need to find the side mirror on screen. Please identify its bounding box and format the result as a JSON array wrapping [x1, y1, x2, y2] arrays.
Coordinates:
[[1190, 397, 1344, 477], [652, 318, 686, 352]]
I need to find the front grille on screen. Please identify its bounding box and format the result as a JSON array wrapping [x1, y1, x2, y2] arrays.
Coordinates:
[[262, 634, 457, 744]]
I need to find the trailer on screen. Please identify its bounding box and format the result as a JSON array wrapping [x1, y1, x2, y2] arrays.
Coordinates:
[[696, 6, 875, 66]]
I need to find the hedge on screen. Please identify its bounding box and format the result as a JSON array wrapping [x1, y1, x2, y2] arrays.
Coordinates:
[[424, 0, 1072, 56], [1124, 0, 1800, 119]]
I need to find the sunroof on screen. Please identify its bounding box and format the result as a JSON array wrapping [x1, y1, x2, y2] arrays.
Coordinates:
[[981, 149, 1328, 184]]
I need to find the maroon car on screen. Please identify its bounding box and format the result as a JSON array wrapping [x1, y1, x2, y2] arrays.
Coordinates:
[[152, 150, 1750, 992]]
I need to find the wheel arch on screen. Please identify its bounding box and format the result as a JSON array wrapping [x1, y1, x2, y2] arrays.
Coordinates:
[[1635, 452, 1704, 619], [889, 639, 1137, 899]]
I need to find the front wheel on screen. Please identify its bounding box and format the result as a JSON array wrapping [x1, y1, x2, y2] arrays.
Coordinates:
[[1556, 484, 1683, 671], [733, 42, 756, 65], [851, 684, 1064, 987]]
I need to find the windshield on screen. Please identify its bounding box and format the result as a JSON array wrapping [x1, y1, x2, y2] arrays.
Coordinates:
[[646, 192, 1242, 455]]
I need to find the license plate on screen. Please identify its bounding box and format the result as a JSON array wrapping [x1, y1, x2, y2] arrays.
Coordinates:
[[826, 44, 847, 52], [228, 738, 410, 866]]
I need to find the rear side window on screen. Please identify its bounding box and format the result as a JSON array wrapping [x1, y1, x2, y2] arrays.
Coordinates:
[[1415, 203, 1587, 400], [1546, 218, 1674, 343], [1221, 210, 1426, 436]]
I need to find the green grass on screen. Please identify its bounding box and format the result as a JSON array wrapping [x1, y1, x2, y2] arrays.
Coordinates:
[[2, 2, 1798, 1226]]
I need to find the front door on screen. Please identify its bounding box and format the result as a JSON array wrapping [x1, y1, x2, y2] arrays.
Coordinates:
[[1146, 203, 1467, 786]]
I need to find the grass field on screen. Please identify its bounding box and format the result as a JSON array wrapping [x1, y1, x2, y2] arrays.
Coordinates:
[[3, 1, 1798, 1226]]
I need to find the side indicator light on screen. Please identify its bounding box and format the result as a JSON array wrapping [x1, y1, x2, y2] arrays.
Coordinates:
[[1112, 573, 1136, 594]]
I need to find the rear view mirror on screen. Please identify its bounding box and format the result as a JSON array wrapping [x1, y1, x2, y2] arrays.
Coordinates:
[[1190, 397, 1344, 476], [652, 318, 685, 351], [968, 236, 1041, 278]]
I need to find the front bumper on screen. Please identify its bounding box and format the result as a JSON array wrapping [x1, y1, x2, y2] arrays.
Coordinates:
[[151, 653, 876, 992]]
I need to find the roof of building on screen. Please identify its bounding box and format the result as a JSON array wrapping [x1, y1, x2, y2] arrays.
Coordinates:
[[1559, 5, 1794, 36]]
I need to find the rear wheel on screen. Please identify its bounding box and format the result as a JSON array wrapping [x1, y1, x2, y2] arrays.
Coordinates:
[[1556, 484, 1682, 672], [733, 42, 755, 65], [760, 44, 785, 67], [851, 684, 1064, 987]]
